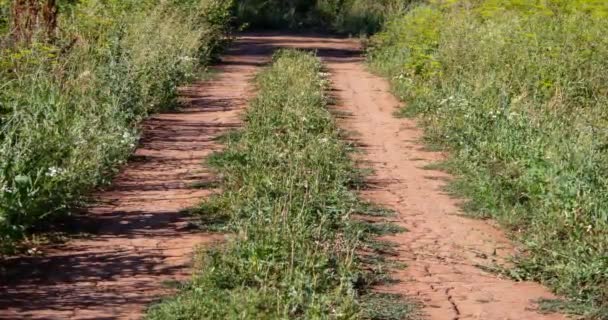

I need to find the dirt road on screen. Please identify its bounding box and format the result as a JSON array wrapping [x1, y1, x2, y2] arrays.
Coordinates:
[[0, 38, 267, 319], [0, 34, 564, 320]]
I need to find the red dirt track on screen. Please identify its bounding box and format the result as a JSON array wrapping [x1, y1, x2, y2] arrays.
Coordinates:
[[0, 34, 565, 320]]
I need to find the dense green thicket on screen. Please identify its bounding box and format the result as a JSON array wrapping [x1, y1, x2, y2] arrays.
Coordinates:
[[235, 0, 407, 34], [147, 50, 412, 320], [0, 0, 233, 249], [369, 0, 608, 317]]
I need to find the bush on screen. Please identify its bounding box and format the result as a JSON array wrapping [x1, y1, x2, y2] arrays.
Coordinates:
[[0, 0, 233, 250], [234, 0, 406, 34], [321, 0, 410, 35], [369, 1, 608, 317]]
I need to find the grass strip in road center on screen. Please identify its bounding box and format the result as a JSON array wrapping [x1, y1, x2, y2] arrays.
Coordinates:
[[147, 50, 414, 319]]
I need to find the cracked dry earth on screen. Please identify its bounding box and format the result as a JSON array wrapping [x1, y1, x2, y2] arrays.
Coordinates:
[[0, 34, 566, 320]]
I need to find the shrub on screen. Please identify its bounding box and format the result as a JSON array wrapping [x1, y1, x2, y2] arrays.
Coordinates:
[[234, 0, 407, 34]]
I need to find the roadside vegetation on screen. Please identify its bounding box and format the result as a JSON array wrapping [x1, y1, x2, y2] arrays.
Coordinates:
[[234, 0, 409, 34], [147, 50, 412, 320], [3, 0, 607, 318], [0, 0, 233, 251], [368, 0, 608, 317]]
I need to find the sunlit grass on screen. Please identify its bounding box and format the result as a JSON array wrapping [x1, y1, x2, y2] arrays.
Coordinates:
[[147, 50, 414, 320], [368, 1, 608, 317]]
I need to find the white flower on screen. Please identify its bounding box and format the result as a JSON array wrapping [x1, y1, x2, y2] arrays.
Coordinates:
[[0, 185, 12, 194], [46, 167, 65, 177], [121, 131, 137, 146]]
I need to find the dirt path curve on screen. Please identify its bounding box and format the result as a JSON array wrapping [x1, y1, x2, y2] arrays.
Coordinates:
[[1, 33, 565, 320], [0, 38, 269, 320]]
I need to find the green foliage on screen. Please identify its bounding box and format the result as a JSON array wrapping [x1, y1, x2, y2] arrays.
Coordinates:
[[369, 1, 608, 317], [0, 0, 233, 249], [234, 0, 405, 34], [323, 0, 411, 34], [147, 50, 411, 319], [235, 0, 320, 29]]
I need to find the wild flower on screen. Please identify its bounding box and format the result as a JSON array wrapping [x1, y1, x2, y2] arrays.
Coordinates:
[[46, 167, 65, 177], [0, 184, 12, 194]]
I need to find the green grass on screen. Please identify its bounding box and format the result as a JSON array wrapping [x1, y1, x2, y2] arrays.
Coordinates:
[[0, 0, 233, 251], [146, 50, 413, 319], [368, 1, 608, 318]]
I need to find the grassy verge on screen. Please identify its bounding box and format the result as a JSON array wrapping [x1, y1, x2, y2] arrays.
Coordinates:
[[147, 50, 414, 319], [368, 1, 608, 318], [0, 0, 233, 250]]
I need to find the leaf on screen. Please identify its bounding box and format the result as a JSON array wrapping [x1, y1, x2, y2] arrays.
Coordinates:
[[14, 175, 30, 185]]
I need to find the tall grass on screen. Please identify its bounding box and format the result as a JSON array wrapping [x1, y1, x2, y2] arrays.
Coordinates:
[[0, 0, 233, 250], [369, 0, 608, 317], [147, 50, 413, 320]]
